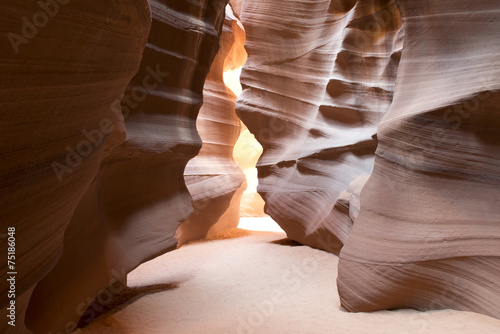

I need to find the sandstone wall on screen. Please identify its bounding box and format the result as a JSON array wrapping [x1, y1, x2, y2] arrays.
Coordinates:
[[0, 1, 228, 333], [0, 2, 151, 333], [178, 5, 247, 245], [338, 0, 500, 319], [236, 0, 403, 253]]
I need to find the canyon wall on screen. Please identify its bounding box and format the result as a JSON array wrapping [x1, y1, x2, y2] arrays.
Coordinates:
[[338, 0, 500, 319], [1, 1, 228, 333], [236, 0, 403, 253], [2, 0, 499, 330], [237, 0, 500, 319], [0, 2, 151, 333], [178, 5, 247, 245]]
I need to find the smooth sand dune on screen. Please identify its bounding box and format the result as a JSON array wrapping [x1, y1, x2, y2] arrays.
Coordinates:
[[75, 220, 500, 334]]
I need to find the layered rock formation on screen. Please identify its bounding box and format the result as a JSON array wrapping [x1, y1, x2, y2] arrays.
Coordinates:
[[1, 0, 228, 333], [3, 0, 499, 330], [236, 0, 403, 253], [338, 0, 500, 319], [177, 5, 247, 245], [0, 2, 151, 333]]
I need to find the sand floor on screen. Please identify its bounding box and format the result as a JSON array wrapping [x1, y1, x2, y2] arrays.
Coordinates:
[[75, 223, 500, 334]]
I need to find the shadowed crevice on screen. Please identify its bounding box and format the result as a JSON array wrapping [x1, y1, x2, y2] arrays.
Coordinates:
[[77, 283, 179, 329]]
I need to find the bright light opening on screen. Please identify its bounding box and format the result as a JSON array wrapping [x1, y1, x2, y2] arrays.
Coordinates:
[[224, 66, 284, 233], [223, 67, 242, 96], [238, 217, 285, 233]]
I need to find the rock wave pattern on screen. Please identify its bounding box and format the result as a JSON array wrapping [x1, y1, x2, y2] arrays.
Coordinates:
[[338, 0, 500, 319], [179, 5, 247, 245], [236, 0, 403, 253], [1, 1, 228, 333], [0, 1, 151, 333]]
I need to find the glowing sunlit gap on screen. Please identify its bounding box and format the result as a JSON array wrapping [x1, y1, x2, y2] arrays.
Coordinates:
[[224, 66, 284, 233], [238, 217, 285, 233], [223, 67, 243, 96], [243, 168, 258, 194]]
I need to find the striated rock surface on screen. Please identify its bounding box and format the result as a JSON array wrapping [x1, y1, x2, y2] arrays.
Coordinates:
[[229, 0, 243, 17], [236, 0, 403, 253], [178, 5, 247, 245], [338, 0, 500, 319], [13, 1, 229, 333], [0, 2, 151, 333]]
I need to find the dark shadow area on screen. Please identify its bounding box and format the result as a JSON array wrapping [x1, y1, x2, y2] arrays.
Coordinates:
[[76, 283, 179, 329], [271, 238, 303, 247]]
